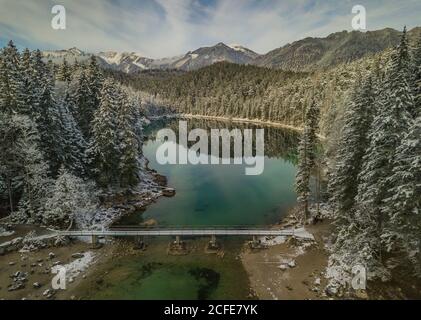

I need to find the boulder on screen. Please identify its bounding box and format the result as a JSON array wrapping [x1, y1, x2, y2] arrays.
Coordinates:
[[71, 252, 84, 259]]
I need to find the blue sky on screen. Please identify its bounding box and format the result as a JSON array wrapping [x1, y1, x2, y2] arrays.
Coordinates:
[[0, 0, 419, 58]]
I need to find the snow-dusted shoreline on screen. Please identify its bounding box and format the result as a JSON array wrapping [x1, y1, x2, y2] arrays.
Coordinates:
[[81, 157, 169, 230]]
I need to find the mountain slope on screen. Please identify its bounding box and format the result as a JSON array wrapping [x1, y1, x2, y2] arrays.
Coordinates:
[[168, 42, 258, 71], [97, 51, 154, 73], [254, 27, 420, 71]]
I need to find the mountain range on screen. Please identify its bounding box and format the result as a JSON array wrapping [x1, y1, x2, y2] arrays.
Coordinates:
[[41, 27, 420, 73]]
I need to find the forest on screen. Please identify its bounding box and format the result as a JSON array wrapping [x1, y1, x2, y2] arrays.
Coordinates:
[[0, 42, 144, 229]]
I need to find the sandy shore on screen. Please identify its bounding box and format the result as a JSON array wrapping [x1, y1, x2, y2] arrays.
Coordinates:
[[241, 221, 332, 300]]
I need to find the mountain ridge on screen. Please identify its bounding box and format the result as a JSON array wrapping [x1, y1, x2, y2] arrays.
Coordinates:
[[41, 27, 420, 73]]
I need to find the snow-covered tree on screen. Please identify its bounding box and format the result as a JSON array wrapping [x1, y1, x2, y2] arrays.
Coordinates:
[[14, 117, 51, 222], [86, 56, 103, 114], [329, 75, 376, 216], [117, 92, 140, 187], [295, 99, 319, 221], [0, 40, 23, 114], [57, 58, 72, 82], [383, 116, 421, 276], [74, 69, 92, 138], [89, 79, 121, 187], [43, 167, 97, 229], [57, 87, 87, 176], [0, 114, 50, 222], [332, 29, 415, 281], [412, 32, 421, 118]]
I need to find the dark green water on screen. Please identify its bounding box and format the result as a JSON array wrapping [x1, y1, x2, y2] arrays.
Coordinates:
[[87, 119, 302, 300]]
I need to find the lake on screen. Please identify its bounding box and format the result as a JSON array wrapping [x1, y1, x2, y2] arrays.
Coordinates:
[[88, 118, 303, 300], [119, 118, 301, 227]]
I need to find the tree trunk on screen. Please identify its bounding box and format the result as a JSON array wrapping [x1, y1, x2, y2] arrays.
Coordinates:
[[7, 179, 14, 213]]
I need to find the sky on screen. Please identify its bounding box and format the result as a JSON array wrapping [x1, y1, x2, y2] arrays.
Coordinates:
[[0, 0, 420, 58]]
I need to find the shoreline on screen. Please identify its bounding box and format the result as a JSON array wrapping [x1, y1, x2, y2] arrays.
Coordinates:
[[178, 113, 327, 140]]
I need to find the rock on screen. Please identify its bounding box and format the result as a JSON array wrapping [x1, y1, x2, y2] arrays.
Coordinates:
[[8, 281, 25, 291], [325, 285, 338, 297], [43, 289, 56, 299], [33, 282, 42, 289], [278, 264, 288, 271], [288, 260, 296, 268], [355, 290, 368, 299], [8, 261, 16, 266], [48, 252, 55, 260], [52, 261, 61, 266], [286, 285, 293, 291], [37, 258, 43, 263], [30, 263, 37, 268], [71, 252, 84, 259], [162, 188, 176, 197], [314, 278, 321, 286]]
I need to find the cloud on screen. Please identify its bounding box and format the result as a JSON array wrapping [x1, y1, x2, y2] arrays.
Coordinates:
[[0, 0, 419, 58]]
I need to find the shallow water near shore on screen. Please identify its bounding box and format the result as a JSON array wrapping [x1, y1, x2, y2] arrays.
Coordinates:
[[85, 119, 304, 300], [78, 238, 252, 300]]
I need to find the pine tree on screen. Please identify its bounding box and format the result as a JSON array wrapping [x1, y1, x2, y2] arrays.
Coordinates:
[[351, 29, 415, 280], [329, 75, 376, 216], [74, 69, 92, 138], [57, 87, 87, 176], [412, 32, 421, 118], [36, 64, 62, 175], [86, 55, 103, 113], [57, 58, 72, 82], [117, 92, 140, 187], [295, 99, 319, 222], [19, 48, 36, 116], [0, 40, 23, 114], [0, 114, 50, 222], [89, 79, 120, 187], [0, 112, 21, 213], [15, 116, 51, 222], [382, 116, 421, 275]]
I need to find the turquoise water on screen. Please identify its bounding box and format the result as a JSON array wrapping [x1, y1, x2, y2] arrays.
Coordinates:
[[120, 118, 301, 226]]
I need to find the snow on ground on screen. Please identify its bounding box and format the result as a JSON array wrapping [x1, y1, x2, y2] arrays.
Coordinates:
[[258, 227, 315, 246], [51, 251, 96, 281], [0, 229, 15, 237]]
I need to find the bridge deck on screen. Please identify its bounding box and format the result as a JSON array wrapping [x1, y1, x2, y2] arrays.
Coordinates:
[[59, 229, 295, 237]]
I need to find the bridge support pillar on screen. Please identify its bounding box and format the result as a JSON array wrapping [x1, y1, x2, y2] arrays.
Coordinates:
[[205, 234, 220, 253], [250, 235, 262, 249], [91, 235, 99, 249], [168, 235, 188, 255], [134, 236, 146, 250]]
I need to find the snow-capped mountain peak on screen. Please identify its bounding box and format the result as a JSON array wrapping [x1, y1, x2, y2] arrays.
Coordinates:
[[42, 43, 260, 73]]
